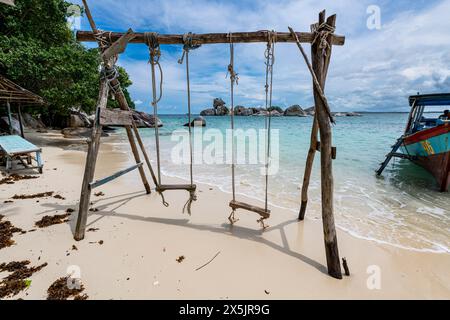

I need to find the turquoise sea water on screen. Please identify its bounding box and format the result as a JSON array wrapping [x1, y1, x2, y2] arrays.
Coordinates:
[[111, 113, 450, 252]]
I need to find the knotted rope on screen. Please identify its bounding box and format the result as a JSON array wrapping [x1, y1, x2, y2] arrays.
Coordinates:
[[101, 66, 121, 94], [263, 30, 276, 217], [94, 30, 113, 52], [95, 30, 120, 94], [178, 32, 201, 64], [178, 32, 201, 215], [227, 33, 240, 224], [311, 22, 336, 57]]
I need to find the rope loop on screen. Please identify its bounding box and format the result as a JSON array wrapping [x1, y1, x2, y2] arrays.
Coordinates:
[[144, 32, 161, 63], [178, 32, 202, 64], [182, 190, 197, 215], [145, 32, 163, 106]]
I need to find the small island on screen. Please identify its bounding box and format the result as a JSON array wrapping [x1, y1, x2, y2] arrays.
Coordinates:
[[200, 98, 362, 117]]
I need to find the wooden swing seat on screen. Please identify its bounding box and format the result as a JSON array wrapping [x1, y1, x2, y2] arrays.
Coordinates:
[[229, 200, 270, 218], [156, 184, 196, 192]]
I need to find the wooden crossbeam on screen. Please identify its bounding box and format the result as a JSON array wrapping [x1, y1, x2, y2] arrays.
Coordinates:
[[89, 162, 143, 189], [99, 108, 133, 126], [229, 200, 270, 218], [77, 30, 345, 46]]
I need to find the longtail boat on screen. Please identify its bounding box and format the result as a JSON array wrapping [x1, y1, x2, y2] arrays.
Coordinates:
[[377, 93, 450, 192]]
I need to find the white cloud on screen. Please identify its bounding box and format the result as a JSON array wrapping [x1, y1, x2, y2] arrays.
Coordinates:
[[79, 0, 450, 112]]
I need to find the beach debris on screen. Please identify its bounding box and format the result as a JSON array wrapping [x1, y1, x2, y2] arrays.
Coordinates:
[[0, 174, 38, 185], [342, 258, 350, 276], [153, 280, 159, 286], [94, 191, 105, 197], [35, 213, 71, 228], [195, 251, 221, 271], [0, 260, 47, 298], [54, 194, 66, 200], [176, 256, 185, 263], [87, 227, 99, 232], [46, 277, 88, 300], [66, 208, 75, 213], [3, 200, 14, 204], [98, 240, 104, 245], [0, 215, 25, 249], [264, 290, 270, 295], [72, 245, 78, 251], [12, 191, 54, 200], [89, 208, 99, 212]]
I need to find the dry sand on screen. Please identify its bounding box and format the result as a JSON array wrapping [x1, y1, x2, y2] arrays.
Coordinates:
[[0, 129, 449, 299]]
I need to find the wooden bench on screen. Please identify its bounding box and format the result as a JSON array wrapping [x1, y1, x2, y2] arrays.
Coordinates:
[[0, 135, 43, 173]]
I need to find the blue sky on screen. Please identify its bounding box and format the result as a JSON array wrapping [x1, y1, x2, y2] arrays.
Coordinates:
[[71, 0, 450, 113]]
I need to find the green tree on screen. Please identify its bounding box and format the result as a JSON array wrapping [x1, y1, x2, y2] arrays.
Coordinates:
[[0, 0, 135, 126]]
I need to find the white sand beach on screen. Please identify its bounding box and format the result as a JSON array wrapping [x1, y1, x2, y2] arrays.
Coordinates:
[[1, 129, 449, 300]]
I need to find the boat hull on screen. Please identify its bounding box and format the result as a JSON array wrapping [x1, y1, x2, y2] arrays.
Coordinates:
[[401, 123, 450, 191]]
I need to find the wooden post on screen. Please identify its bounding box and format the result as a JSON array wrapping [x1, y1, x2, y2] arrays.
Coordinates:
[[74, 80, 108, 241], [17, 103, 25, 138], [6, 100, 13, 135], [311, 12, 342, 279], [81, 0, 151, 194], [298, 12, 335, 220], [110, 80, 151, 194], [299, 115, 319, 220]]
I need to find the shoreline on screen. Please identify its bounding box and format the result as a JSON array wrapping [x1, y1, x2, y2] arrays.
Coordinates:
[[0, 129, 449, 299]]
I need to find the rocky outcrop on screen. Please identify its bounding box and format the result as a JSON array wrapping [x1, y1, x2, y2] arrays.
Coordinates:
[[215, 105, 229, 116], [22, 113, 46, 129], [62, 127, 109, 138], [331, 112, 362, 117], [345, 112, 362, 117], [184, 116, 206, 127], [0, 116, 21, 134], [253, 110, 269, 116], [304, 106, 315, 116], [213, 98, 226, 108], [270, 110, 283, 117], [200, 108, 215, 116], [200, 97, 230, 116], [131, 110, 163, 128], [234, 106, 253, 116], [268, 106, 284, 114], [69, 108, 92, 128], [284, 105, 307, 117]]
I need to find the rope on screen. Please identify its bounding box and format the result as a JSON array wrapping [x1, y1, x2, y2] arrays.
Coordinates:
[[228, 33, 238, 205], [264, 30, 276, 212], [178, 32, 202, 64], [94, 30, 113, 52], [101, 66, 120, 94], [178, 32, 201, 214], [145, 32, 166, 205], [311, 22, 336, 56]]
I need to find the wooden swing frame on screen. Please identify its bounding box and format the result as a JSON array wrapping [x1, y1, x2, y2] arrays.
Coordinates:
[[74, 1, 345, 279]]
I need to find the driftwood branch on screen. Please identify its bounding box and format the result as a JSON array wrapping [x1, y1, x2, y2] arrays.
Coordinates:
[[195, 251, 221, 271]]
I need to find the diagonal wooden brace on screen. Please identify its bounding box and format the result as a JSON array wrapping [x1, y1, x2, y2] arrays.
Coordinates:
[[102, 28, 136, 61]]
